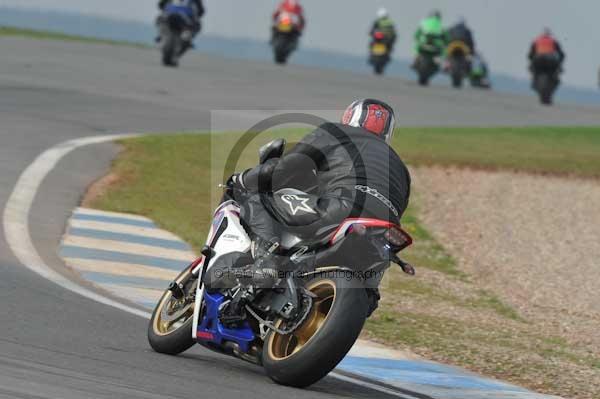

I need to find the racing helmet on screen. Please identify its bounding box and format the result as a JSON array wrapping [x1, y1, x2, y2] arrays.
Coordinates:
[[377, 7, 389, 19], [341, 99, 396, 143]]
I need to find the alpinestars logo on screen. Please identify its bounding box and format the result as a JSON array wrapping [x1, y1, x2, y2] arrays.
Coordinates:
[[281, 194, 316, 215]]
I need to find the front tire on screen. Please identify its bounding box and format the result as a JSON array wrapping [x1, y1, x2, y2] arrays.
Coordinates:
[[262, 274, 369, 387], [148, 268, 197, 355]]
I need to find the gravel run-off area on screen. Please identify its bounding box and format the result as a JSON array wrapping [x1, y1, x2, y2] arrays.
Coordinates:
[[411, 166, 600, 397]]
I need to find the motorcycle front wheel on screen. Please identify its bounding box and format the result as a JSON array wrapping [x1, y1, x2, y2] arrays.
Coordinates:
[[148, 267, 197, 355], [262, 273, 369, 387]]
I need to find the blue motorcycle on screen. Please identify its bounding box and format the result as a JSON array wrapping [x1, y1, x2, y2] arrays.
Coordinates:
[[157, 2, 197, 66]]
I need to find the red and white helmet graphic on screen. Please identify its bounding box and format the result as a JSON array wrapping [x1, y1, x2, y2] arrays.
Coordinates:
[[341, 99, 396, 143]]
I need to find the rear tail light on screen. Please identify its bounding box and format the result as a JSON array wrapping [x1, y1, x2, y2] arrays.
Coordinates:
[[385, 226, 413, 251], [374, 31, 385, 40]]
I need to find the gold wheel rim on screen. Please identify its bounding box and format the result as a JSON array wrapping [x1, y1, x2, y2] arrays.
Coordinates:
[[152, 272, 196, 336], [267, 279, 336, 361]]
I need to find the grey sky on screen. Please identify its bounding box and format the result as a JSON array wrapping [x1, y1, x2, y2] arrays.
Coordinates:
[[2, 0, 598, 88]]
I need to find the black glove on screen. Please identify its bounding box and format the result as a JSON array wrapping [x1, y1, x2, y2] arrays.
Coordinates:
[[227, 172, 246, 190]]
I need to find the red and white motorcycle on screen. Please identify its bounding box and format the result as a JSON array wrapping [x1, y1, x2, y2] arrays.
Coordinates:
[[148, 139, 414, 387]]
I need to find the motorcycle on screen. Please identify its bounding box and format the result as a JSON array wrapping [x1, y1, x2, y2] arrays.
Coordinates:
[[413, 35, 444, 86], [531, 54, 561, 105], [148, 139, 415, 387], [445, 40, 472, 88], [469, 54, 491, 89], [158, 2, 197, 67], [272, 12, 300, 65], [369, 31, 391, 75]]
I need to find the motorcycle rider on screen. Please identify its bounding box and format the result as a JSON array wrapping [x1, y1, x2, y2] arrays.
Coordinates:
[[156, 0, 205, 43], [222, 100, 411, 318], [447, 17, 475, 53], [271, 0, 305, 41], [528, 28, 565, 80], [413, 10, 448, 57], [370, 7, 397, 50]]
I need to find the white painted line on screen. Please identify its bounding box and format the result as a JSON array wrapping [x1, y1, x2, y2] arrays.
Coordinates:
[[69, 219, 185, 241], [75, 207, 154, 222], [3, 133, 151, 319], [65, 258, 178, 281], [100, 284, 164, 303], [63, 235, 196, 262], [348, 339, 420, 361], [1, 134, 429, 399]]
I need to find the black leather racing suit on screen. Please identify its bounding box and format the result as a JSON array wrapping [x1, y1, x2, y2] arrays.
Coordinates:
[[448, 23, 475, 52], [237, 123, 411, 248], [210, 123, 411, 316]]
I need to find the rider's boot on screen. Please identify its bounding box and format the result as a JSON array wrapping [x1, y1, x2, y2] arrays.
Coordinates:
[[218, 239, 281, 324]]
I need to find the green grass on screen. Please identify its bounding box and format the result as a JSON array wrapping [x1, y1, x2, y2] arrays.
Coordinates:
[[468, 290, 524, 321], [0, 25, 144, 47], [401, 202, 464, 277], [393, 126, 600, 178]]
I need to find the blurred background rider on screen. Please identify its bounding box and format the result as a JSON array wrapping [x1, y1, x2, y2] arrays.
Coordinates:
[[528, 28, 565, 85], [412, 10, 448, 68], [156, 0, 205, 43], [447, 17, 475, 53], [370, 7, 397, 51], [271, 0, 305, 41]]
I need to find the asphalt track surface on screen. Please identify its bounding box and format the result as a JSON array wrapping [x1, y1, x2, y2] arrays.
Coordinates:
[[0, 37, 598, 399]]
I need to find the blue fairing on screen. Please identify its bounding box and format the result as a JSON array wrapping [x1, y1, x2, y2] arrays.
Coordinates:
[[196, 291, 255, 353], [164, 4, 195, 20]]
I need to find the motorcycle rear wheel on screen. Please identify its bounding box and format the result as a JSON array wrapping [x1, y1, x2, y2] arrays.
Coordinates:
[[374, 64, 384, 75], [162, 34, 179, 67], [148, 268, 197, 355], [262, 273, 369, 387], [274, 51, 288, 65], [535, 74, 554, 105], [451, 73, 463, 88]]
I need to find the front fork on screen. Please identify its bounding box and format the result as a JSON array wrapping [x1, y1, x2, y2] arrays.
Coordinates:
[[191, 245, 216, 339]]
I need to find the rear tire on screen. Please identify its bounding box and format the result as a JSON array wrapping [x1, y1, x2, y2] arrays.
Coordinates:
[[148, 268, 197, 355], [262, 274, 369, 388], [452, 73, 463, 88], [273, 36, 293, 65], [161, 34, 179, 67], [536, 74, 554, 105], [274, 51, 288, 65]]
